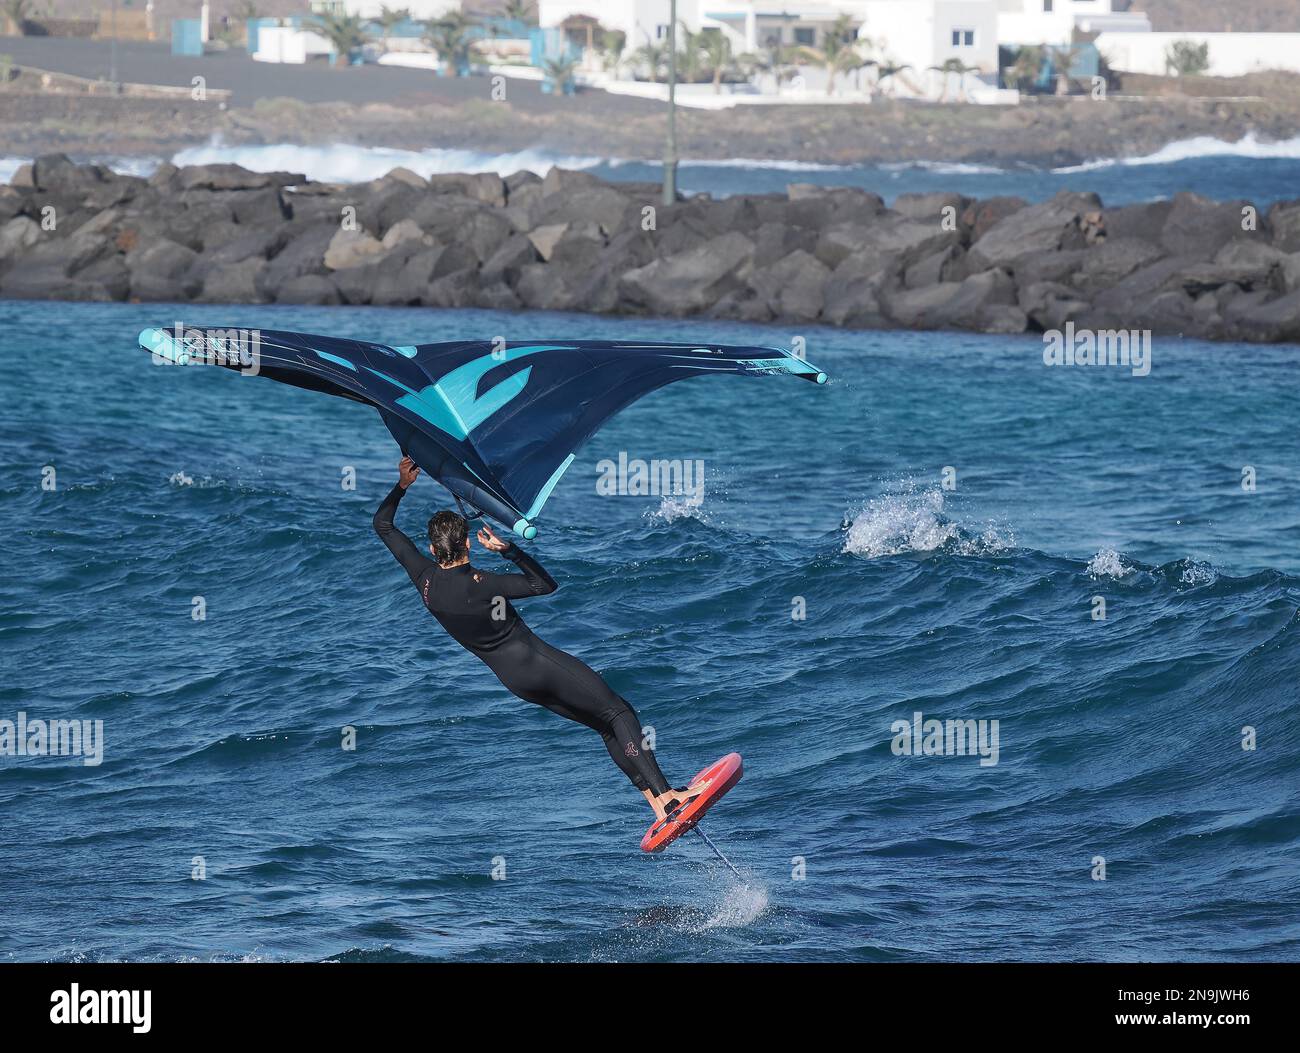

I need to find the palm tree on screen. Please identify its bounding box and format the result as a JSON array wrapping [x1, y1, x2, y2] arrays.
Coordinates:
[[375, 6, 410, 50], [424, 11, 478, 76], [754, 39, 800, 95], [674, 23, 708, 83], [794, 13, 865, 96], [875, 61, 912, 98], [4, 0, 33, 36], [699, 30, 733, 94], [928, 57, 980, 102], [497, 0, 536, 27], [309, 13, 370, 67], [634, 39, 668, 83], [1049, 44, 1081, 95], [1008, 45, 1046, 93], [1165, 39, 1209, 77], [544, 55, 577, 94], [602, 29, 627, 75]]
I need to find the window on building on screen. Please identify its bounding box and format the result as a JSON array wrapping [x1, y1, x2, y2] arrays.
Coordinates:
[[794, 27, 815, 46], [1043, 0, 1054, 12], [656, 24, 668, 40], [951, 28, 975, 47]]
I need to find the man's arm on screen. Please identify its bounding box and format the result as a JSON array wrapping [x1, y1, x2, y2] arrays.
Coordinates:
[[473, 525, 558, 598], [373, 458, 434, 585], [487, 542, 558, 598]]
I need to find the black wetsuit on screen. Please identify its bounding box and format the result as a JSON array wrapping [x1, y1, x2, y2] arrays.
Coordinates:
[[373, 484, 671, 795]]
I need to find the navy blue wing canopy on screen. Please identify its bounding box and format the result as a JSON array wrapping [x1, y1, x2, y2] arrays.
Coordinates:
[[139, 326, 828, 537]]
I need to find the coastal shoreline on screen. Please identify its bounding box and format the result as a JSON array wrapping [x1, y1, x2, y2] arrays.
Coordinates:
[[1, 87, 1294, 172], [4, 155, 1300, 345], [4, 36, 1300, 170]]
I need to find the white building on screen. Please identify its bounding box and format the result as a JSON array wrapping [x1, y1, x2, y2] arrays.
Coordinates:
[[1093, 31, 1300, 77], [539, 0, 1150, 54], [864, 0, 999, 77], [539, 1, 878, 54], [337, 0, 461, 20], [535, 0, 1172, 101], [997, 0, 1150, 48]]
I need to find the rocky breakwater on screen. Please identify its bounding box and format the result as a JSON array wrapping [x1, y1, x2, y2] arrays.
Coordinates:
[[4, 153, 1300, 344]]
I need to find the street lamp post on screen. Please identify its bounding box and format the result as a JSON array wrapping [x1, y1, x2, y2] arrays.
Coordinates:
[[109, 0, 119, 93], [662, 0, 678, 207]]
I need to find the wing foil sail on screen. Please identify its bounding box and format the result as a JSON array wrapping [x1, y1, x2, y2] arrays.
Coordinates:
[[140, 326, 828, 537]]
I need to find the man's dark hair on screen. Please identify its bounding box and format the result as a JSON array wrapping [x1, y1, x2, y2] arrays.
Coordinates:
[[428, 510, 469, 565]]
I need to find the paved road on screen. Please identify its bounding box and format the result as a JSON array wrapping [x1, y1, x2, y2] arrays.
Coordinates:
[[0, 35, 665, 115]]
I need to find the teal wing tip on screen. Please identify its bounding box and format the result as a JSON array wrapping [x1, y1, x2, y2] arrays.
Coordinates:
[[774, 346, 827, 384], [139, 326, 188, 363], [513, 519, 538, 540]]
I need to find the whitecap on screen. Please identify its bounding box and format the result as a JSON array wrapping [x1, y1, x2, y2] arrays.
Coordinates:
[[643, 494, 708, 525], [842, 487, 1011, 558], [169, 139, 602, 183], [1052, 132, 1300, 174], [1086, 548, 1132, 579]]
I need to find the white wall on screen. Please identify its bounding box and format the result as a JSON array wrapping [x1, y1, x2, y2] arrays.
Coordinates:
[[253, 26, 334, 64], [1095, 31, 1300, 77], [997, 0, 1143, 47], [539, 0, 689, 50], [866, 0, 998, 77], [341, 0, 461, 19]]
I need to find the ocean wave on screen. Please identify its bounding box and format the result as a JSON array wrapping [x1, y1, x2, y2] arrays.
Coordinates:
[[169, 140, 603, 183], [842, 487, 1013, 558], [680, 157, 850, 172], [604, 155, 851, 172], [880, 160, 1007, 175], [0, 143, 601, 185], [0, 157, 31, 184], [1086, 547, 1132, 579], [1175, 558, 1219, 587], [1053, 132, 1300, 174], [643, 494, 709, 525]]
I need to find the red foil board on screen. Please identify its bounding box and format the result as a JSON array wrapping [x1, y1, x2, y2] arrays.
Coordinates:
[[640, 753, 743, 852]]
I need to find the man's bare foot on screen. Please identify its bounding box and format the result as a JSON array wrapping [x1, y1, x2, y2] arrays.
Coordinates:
[[647, 779, 713, 821]]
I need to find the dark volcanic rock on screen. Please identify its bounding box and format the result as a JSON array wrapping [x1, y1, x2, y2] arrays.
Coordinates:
[[1070, 238, 1165, 296], [255, 225, 335, 300], [822, 250, 898, 327], [968, 191, 1100, 270], [278, 274, 341, 305], [962, 196, 1027, 243], [1267, 199, 1300, 253], [619, 232, 755, 315], [1019, 281, 1091, 331], [1160, 192, 1256, 259], [1103, 200, 1172, 243], [749, 249, 830, 321], [3, 159, 1296, 343], [202, 256, 267, 303], [175, 163, 304, 192]]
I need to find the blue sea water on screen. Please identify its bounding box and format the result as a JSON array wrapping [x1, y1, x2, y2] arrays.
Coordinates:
[[7, 136, 1300, 207], [601, 151, 1300, 208], [1, 298, 1298, 962]]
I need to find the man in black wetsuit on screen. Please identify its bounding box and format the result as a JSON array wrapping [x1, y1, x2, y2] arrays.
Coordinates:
[[374, 456, 702, 821]]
